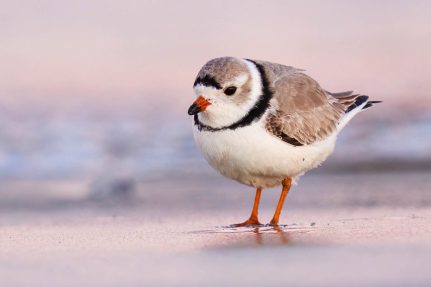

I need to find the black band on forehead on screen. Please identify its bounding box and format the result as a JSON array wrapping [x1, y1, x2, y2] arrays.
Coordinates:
[[193, 75, 222, 90]]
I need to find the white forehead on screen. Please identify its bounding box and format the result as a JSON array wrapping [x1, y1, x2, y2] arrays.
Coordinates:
[[193, 84, 217, 96]]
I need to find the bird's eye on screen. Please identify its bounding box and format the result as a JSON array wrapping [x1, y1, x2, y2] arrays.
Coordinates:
[[224, 86, 237, 96]]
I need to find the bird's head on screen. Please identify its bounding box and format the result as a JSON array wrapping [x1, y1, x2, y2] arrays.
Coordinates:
[[188, 57, 262, 129]]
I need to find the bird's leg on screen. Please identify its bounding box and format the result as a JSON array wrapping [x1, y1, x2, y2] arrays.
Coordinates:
[[269, 177, 292, 225], [231, 188, 262, 227]]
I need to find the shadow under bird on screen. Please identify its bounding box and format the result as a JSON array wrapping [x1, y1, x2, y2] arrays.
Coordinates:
[[188, 57, 380, 227]]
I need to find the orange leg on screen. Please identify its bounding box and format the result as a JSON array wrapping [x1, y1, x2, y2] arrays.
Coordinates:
[[269, 177, 292, 225], [231, 188, 262, 227]]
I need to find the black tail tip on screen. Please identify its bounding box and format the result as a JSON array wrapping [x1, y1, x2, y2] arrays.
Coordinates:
[[346, 95, 369, 113], [363, 100, 382, 110], [355, 95, 369, 106]]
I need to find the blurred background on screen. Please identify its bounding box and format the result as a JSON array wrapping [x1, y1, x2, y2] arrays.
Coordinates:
[[0, 0, 430, 203], [2, 1, 431, 286]]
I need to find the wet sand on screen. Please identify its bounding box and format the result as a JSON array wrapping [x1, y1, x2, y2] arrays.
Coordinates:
[[1, 172, 431, 286]]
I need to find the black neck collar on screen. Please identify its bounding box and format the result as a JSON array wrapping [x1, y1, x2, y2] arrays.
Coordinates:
[[194, 59, 273, 132]]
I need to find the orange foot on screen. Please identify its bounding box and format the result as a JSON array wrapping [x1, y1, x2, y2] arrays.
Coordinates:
[[268, 218, 279, 226], [230, 218, 262, 227]]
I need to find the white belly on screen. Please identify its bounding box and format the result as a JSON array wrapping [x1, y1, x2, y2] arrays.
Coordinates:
[[193, 120, 337, 188]]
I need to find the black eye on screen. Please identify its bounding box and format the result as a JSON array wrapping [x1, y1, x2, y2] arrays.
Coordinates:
[[224, 86, 237, 96]]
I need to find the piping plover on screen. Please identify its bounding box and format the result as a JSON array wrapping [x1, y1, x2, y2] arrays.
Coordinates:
[[188, 57, 380, 226]]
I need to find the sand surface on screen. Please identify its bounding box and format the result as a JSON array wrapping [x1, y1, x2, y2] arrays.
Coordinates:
[[1, 172, 431, 286]]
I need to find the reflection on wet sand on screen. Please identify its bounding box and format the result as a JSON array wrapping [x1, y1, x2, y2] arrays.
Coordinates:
[[252, 226, 290, 245], [193, 224, 318, 248]]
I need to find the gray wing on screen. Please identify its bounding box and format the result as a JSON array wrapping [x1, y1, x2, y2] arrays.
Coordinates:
[[254, 60, 354, 145]]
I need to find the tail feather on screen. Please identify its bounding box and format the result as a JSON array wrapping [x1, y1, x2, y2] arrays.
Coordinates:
[[328, 90, 382, 112], [346, 95, 369, 113], [362, 100, 382, 110], [334, 93, 381, 131]]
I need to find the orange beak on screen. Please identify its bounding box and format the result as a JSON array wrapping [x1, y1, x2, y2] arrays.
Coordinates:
[[187, 96, 211, 115]]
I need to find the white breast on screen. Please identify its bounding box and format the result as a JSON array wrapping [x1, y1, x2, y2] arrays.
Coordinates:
[[193, 118, 337, 188]]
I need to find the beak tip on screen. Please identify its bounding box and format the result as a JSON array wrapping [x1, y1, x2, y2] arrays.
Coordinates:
[[188, 95, 210, 115], [187, 103, 200, 115]]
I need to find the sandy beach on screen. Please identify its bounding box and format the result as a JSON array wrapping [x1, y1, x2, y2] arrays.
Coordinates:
[[1, 171, 431, 286]]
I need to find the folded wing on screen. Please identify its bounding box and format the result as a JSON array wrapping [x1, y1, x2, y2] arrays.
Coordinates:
[[256, 61, 358, 146]]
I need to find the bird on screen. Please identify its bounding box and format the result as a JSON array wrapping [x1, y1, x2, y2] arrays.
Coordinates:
[[188, 57, 380, 227]]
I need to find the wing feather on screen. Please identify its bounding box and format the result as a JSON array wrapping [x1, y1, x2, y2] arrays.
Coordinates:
[[254, 60, 347, 145]]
